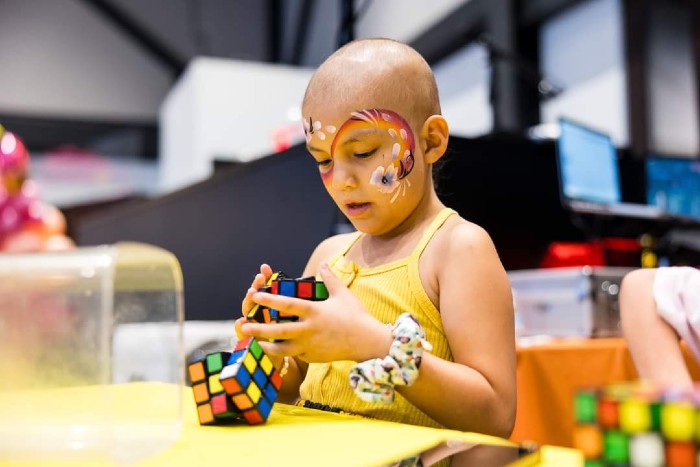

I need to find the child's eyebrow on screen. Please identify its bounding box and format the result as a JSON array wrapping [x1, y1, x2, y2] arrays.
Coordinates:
[[339, 128, 381, 145], [306, 144, 328, 155]]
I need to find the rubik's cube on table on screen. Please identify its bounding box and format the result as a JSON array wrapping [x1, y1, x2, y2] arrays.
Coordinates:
[[188, 336, 282, 425], [246, 271, 329, 324], [573, 382, 700, 466], [188, 272, 328, 426]]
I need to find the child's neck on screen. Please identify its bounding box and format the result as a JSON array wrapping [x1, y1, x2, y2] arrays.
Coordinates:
[[350, 197, 445, 268]]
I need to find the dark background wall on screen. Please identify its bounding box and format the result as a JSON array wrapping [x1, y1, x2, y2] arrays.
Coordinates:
[[72, 145, 338, 320], [438, 135, 578, 270]]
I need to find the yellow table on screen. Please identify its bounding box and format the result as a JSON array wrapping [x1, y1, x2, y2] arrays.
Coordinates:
[[0, 383, 582, 466]]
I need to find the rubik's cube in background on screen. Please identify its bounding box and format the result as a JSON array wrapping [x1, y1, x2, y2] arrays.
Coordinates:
[[188, 337, 281, 425], [573, 382, 700, 467], [246, 271, 329, 324]]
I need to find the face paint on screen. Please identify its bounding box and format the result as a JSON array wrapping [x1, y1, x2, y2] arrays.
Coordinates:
[[303, 118, 337, 143], [332, 109, 415, 202], [304, 117, 337, 185]]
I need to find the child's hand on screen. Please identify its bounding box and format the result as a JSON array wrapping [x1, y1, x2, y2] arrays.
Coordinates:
[[233, 315, 287, 371], [237, 264, 291, 377], [240, 263, 274, 317], [240, 263, 392, 364]]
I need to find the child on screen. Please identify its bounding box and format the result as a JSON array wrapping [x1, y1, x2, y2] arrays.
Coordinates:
[[235, 38, 516, 437], [620, 266, 700, 388]]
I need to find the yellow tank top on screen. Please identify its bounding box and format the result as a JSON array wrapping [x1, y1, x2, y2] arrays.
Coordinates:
[[299, 208, 456, 428]]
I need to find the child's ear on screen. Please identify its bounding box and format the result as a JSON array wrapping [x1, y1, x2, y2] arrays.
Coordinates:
[[419, 115, 449, 164]]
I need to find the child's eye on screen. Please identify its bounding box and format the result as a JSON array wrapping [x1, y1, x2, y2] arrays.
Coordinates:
[[317, 159, 332, 167], [354, 149, 377, 159]]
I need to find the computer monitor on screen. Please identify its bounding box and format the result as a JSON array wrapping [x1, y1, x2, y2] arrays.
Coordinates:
[[646, 156, 700, 221], [556, 118, 622, 206], [555, 118, 664, 220]]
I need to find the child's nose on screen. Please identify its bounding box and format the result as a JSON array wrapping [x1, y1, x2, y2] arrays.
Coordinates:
[[330, 164, 357, 190]]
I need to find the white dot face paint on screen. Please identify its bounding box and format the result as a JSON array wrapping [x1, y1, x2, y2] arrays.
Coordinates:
[[304, 118, 333, 143]]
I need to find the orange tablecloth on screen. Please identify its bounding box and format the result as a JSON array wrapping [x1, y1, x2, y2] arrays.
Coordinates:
[[510, 337, 700, 448]]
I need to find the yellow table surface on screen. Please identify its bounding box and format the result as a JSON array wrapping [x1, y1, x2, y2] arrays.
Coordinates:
[[0, 383, 582, 466]]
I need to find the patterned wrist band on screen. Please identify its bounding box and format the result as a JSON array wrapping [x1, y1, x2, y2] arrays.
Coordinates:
[[348, 313, 433, 404]]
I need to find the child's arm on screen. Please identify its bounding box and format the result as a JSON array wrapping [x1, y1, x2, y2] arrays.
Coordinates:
[[620, 268, 693, 388], [394, 222, 516, 437]]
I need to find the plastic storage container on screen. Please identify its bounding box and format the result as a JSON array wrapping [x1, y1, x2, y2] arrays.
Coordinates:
[[0, 243, 184, 464], [509, 266, 633, 338]]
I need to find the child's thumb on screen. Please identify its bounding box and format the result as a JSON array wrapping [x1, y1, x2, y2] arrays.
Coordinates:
[[234, 317, 248, 340], [318, 262, 343, 295]]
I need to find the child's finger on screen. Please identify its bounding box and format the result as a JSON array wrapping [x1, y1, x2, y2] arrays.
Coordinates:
[[242, 271, 267, 317], [240, 320, 304, 344], [241, 287, 258, 316], [234, 317, 249, 340], [257, 340, 296, 359], [318, 262, 344, 296], [253, 272, 266, 288], [252, 292, 309, 318]]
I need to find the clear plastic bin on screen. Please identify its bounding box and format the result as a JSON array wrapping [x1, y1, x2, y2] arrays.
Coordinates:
[[0, 243, 184, 464]]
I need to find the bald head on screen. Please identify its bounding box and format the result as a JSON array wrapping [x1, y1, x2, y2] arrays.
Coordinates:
[[302, 39, 441, 128]]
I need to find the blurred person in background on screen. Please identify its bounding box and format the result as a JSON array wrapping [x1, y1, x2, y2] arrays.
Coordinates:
[[620, 266, 700, 388], [0, 124, 75, 253]]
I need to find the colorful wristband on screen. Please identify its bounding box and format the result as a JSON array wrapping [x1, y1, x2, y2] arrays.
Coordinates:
[[348, 313, 432, 404]]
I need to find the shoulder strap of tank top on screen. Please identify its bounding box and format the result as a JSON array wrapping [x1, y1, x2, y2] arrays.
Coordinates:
[[410, 208, 457, 260], [328, 231, 363, 264]]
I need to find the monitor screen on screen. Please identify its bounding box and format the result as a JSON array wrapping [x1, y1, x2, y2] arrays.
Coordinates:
[[556, 118, 622, 205], [646, 156, 700, 221]]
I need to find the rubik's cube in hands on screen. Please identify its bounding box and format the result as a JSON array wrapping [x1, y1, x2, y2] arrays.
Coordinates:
[[246, 271, 329, 324], [188, 271, 327, 426], [188, 336, 281, 425]]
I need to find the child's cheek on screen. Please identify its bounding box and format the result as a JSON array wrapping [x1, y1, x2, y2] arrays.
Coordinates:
[[320, 169, 332, 186]]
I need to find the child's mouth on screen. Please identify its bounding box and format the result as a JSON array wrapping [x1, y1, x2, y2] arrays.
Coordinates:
[[345, 202, 370, 216]]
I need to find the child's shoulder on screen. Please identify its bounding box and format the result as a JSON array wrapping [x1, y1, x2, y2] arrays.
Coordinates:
[[433, 214, 496, 255], [422, 214, 501, 275], [420, 214, 506, 310]]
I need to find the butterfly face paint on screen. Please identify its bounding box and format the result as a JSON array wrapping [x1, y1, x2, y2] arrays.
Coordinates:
[[330, 109, 415, 203]]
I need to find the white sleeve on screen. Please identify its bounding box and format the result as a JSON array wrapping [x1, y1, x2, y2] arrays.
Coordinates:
[[654, 266, 700, 361]]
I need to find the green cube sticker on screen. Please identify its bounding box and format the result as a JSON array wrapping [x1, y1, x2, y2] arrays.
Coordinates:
[[206, 353, 225, 372], [250, 339, 263, 360], [604, 430, 629, 464], [315, 282, 329, 300], [575, 391, 598, 423]]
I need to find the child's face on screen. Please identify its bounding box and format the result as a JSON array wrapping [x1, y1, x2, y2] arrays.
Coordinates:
[[304, 106, 430, 236]]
